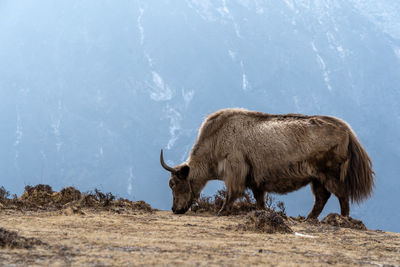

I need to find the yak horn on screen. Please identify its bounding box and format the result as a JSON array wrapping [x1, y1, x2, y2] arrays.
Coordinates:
[[160, 149, 175, 173]]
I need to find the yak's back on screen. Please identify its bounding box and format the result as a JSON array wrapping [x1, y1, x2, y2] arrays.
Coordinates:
[[190, 108, 351, 158]]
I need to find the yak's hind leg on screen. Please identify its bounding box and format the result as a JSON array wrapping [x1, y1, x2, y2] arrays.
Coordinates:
[[307, 180, 331, 219], [217, 154, 248, 216], [338, 196, 349, 217], [324, 178, 350, 217]]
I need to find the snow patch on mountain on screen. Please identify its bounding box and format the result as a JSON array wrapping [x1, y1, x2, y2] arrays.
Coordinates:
[[350, 0, 400, 39], [149, 71, 173, 101], [137, 8, 145, 45], [311, 41, 332, 91]]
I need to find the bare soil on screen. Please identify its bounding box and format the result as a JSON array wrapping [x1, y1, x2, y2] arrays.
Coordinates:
[[0, 209, 399, 266]]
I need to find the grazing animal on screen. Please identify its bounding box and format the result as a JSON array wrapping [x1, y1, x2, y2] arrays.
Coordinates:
[[160, 108, 374, 218]]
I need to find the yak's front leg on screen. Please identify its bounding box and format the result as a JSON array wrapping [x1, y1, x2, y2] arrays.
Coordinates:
[[217, 190, 238, 216], [217, 155, 248, 216], [338, 196, 349, 217]]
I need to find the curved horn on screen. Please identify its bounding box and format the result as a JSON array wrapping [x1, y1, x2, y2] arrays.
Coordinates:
[[160, 149, 175, 172]]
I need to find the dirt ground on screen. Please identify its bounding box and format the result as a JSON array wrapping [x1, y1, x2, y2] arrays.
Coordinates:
[[0, 209, 399, 266]]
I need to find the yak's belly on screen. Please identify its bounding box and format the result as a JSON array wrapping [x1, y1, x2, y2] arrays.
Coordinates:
[[261, 176, 312, 194]]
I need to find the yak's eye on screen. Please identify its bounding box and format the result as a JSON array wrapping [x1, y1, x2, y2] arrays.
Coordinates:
[[169, 180, 175, 189]]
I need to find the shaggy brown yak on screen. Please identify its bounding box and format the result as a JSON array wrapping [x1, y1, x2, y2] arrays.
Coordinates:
[[161, 108, 374, 218]]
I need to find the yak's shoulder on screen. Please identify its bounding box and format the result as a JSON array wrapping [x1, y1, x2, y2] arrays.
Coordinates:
[[198, 109, 244, 136], [204, 108, 272, 123], [200, 108, 255, 130], [192, 109, 254, 154], [204, 108, 252, 121]]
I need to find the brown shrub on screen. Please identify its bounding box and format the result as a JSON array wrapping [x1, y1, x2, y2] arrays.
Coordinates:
[[0, 227, 45, 249], [20, 184, 56, 207], [238, 210, 293, 234], [55, 187, 82, 205], [114, 199, 153, 212], [321, 213, 367, 230], [195, 189, 256, 214], [0, 184, 153, 213], [0, 186, 10, 202], [195, 188, 286, 216], [83, 188, 116, 207]]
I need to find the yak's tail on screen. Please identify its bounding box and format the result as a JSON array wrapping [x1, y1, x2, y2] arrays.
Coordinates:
[[343, 131, 375, 203]]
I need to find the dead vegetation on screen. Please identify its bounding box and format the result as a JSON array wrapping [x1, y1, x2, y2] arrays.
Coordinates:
[[238, 210, 293, 234], [195, 188, 286, 216], [0, 227, 45, 249], [195, 189, 294, 234], [321, 213, 367, 230], [1, 185, 370, 236], [0, 184, 152, 213], [236, 211, 368, 234]]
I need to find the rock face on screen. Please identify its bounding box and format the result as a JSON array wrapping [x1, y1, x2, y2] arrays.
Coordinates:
[[1, 0, 400, 231]]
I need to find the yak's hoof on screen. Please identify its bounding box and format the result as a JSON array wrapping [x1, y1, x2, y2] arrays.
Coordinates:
[[190, 203, 199, 212], [217, 210, 229, 216]]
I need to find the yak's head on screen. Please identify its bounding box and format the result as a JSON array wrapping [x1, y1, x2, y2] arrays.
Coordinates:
[[160, 150, 193, 214]]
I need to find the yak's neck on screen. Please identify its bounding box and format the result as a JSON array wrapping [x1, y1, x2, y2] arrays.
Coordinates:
[[187, 159, 215, 199]]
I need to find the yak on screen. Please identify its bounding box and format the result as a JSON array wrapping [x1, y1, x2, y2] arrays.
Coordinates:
[[160, 108, 374, 218]]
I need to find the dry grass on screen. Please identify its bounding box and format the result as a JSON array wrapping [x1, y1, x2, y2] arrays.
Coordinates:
[[0, 227, 45, 249], [0, 186, 399, 265], [0, 209, 399, 266]]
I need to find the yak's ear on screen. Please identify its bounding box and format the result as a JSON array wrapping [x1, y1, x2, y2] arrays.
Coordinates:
[[177, 165, 190, 180]]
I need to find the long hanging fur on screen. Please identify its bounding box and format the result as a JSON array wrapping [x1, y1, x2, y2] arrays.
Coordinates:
[[345, 131, 375, 203]]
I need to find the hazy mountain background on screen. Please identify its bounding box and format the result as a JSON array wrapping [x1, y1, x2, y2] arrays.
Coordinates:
[[1, 0, 399, 231]]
